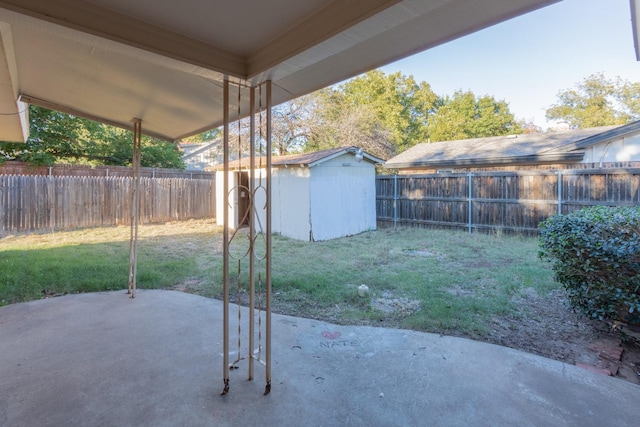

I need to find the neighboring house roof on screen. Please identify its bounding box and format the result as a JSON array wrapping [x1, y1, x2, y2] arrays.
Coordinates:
[[545, 121, 640, 152], [208, 146, 384, 171], [383, 122, 640, 170]]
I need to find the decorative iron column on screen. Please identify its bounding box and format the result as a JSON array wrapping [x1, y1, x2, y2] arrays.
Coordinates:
[[221, 80, 272, 396]]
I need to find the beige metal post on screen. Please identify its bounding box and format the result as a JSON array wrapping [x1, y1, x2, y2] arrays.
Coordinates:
[[127, 118, 142, 299], [248, 85, 256, 381], [264, 80, 272, 395], [222, 80, 230, 395]]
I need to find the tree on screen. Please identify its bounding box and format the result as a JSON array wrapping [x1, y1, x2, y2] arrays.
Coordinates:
[[427, 91, 522, 141], [180, 128, 221, 143], [271, 94, 316, 155], [304, 88, 394, 159], [339, 70, 438, 153], [618, 80, 640, 121], [0, 106, 184, 168], [216, 95, 316, 158], [546, 73, 640, 128], [305, 71, 523, 155], [304, 71, 439, 159], [517, 118, 543, 134], [156, 69, 528, 160]]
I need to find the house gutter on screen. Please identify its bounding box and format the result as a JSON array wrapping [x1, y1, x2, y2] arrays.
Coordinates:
[[632, 0, 640, 61], [382, 152, 585, 170]]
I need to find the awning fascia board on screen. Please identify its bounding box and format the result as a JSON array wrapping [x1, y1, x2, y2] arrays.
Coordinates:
[[247, 0, 402, 78], [0, 0, 247, 78], [20, 94, 174, 142], [0, 21, 28, 141]]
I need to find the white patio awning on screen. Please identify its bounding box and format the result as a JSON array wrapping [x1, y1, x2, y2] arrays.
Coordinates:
[[0, 0, 562, 142]]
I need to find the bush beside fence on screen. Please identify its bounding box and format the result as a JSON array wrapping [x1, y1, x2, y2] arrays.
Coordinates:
[[376, 169, 640, 234]]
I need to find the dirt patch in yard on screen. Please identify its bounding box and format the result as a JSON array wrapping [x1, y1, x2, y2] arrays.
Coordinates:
[[371, 291, 421, 316], [359, 285, 640, 385], [484, 288, 640, 385]]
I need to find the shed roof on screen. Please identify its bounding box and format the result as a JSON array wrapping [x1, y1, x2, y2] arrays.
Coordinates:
[[383, 122, 640, 170], [0, 0, 563, 142], [209, 146, 384, 171]]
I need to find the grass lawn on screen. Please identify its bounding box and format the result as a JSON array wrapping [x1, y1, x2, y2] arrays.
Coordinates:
[[0, 219, 557, 339]]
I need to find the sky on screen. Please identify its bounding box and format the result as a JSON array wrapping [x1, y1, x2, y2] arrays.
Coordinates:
[[381, 0, 640, 130]]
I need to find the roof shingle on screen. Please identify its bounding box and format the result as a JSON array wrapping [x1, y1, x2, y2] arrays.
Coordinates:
[[383, 124, 640, 169]]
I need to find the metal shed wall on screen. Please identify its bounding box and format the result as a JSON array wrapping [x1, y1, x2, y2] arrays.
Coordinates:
[[308, 154, 377, 241], [269, 167, 312, 241], [221, 152, 377, 241]]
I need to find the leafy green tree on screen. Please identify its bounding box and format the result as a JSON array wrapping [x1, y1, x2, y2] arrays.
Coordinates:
[[180, 128, 221, 143], [0, 106, 184, 168], [304, 88, 394, 159], [305, 70, 438, 158], [153, 69, 527, 160], [618, 80, 640, 121], [427, 91, 522, 141], [546, 73, 640, 128], [340, 70, 438, 153], [304, 71, 523, 155]]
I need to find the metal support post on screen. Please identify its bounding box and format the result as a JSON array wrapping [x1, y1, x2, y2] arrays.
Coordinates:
[[467, 172, 473, 234], [222, 81, 230, 395], [264, 80, 272, 395], [127, 118, 142, 298]]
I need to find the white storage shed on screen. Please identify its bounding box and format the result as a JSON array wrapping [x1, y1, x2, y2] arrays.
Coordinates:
[[213, 147, 383, 241]]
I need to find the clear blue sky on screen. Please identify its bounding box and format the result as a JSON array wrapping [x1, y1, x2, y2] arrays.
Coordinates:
[[381, 0, 640, 130]]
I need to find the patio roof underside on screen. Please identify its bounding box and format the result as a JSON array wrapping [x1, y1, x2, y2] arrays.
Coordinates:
[[0, 0, 561, 143]]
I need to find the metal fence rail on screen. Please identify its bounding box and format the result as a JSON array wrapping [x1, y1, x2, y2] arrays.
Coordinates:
[[376, 169, 640, 234]]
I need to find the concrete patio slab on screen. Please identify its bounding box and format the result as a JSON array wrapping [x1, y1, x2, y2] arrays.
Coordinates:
[[1, 290, 638, 426]]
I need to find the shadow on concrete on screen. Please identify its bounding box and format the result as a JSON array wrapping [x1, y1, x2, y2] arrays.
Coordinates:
[[1, 290, 639, 426]]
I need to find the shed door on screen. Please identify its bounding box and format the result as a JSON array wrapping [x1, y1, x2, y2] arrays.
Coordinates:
[[237, 171, 250, 226]]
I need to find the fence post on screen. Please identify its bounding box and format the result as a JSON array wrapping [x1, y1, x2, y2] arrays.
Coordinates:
[[557, 171, 563, 215], [393, 174, 398, 228], [467, 172, 473, 234]]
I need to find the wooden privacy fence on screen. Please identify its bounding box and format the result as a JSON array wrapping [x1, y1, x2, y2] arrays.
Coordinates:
[[376, 169, 640, 234], [0, 175, 216, 233]]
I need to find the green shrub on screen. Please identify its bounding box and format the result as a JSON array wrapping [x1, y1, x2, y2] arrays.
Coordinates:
[[538, 206, 640, 325]]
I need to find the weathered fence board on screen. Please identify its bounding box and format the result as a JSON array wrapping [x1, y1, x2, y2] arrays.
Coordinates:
[[377, 169, 640, 234], [0, 174, 216, 233]]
